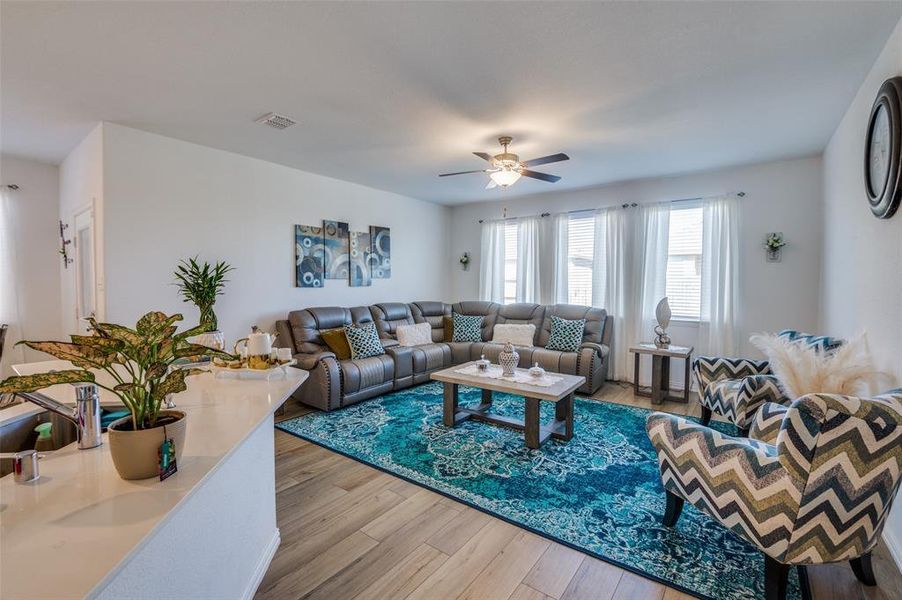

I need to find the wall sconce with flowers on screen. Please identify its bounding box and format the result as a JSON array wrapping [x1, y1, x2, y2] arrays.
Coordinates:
[[764, 232, 786, 263], [459, 252, 471, 271]]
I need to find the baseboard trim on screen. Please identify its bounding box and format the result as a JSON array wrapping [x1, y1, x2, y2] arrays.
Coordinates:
[[883, 528, 902, 572], [242, 528, 281, 600]]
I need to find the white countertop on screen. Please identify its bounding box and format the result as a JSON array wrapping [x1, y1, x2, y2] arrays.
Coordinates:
[[0, 361, 306, 599]]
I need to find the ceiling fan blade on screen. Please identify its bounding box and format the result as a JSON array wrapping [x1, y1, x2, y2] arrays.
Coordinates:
[[473, 152, 495, 163], [521, 153, 569, 168], [486, 179, 498, 189], [438, 169, 488, 177], [520, 169, 561, 183]]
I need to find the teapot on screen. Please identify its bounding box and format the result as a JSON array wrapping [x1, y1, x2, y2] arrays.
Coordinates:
[[234, 326, 277, 357]]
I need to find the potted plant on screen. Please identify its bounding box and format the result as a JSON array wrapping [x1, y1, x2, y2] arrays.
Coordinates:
[[764, 232, 787, 262], [173, 256, 233, 350], [0, 312, 233, 480]]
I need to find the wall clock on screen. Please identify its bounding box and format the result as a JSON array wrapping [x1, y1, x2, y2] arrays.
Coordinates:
[[864, 76, 902, 219]]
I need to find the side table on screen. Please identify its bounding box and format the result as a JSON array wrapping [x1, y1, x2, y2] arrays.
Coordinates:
[[628, 343, 693, 405]]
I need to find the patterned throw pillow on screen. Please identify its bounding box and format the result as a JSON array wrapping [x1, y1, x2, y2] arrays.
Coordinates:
[[452, 313, 484, 343], [344, 323, 385, 359], [545, 316, 586, 352]]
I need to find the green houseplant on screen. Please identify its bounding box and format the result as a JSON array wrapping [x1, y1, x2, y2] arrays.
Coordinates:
[[173, 257, 233, 332], [0, 311, 233, 479]]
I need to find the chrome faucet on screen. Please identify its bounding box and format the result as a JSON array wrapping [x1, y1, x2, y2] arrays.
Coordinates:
[[1, 384, 103, 450]]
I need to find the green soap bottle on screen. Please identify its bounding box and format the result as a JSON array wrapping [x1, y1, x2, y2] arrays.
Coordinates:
[[34, 422, 54, 452]]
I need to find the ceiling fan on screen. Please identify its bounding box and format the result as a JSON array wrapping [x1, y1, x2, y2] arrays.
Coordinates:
[[439, 136, 569, 189]]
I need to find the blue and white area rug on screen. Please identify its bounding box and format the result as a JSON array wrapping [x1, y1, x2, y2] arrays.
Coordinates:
[[276, 382, 801, 600]]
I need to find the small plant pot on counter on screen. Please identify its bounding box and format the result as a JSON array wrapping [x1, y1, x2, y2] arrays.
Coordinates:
[[108, 410, 187, 480]]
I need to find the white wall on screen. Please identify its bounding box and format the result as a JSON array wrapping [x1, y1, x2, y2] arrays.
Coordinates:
[[450, 156, 824, 387], [821, 16, 902, 568], [59, 123, 104, 335], [0, 155, 63, 369], [101, 124, 451, 345]]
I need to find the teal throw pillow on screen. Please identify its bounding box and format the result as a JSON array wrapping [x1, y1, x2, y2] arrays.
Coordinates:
[[452, 313, 484, 343], [545, 316, 586, 352], [344, 322, 385, 359]]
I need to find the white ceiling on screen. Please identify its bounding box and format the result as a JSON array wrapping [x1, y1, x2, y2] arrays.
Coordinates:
[[2, 2, 901, 205]]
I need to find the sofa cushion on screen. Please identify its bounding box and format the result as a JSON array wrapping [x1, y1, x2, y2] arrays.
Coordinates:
[[452, 313, 483, 342], [410, 301, 452, 343], [370, 303, 416, 339], [397, 323, 432, 347], [320, 327, 352, 360], [344, 323, 385, 359], [491, 324, 536, 347], [410, 343, 452, 373], [545, 316, 586, 352], [339, 355, 394, 395], [532, 347, 580, 375], [288, 306, 352, 353]]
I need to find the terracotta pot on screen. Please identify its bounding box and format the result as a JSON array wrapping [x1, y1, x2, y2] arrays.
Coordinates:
[[107, 410, 187, 480]]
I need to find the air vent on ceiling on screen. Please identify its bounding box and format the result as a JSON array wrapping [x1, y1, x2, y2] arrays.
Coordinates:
[[255, 112, 297, 130]]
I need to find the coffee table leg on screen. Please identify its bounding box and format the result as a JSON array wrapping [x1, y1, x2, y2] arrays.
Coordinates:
[[525, 397, 540, 449], [480, 387, 493, 409], [556, 393, 574, 441], [443, 382, 459, 427]]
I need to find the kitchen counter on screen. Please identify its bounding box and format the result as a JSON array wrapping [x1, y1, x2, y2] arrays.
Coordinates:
[[0, 361, 306, 600]]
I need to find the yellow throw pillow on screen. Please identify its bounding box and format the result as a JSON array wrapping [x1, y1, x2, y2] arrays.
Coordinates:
[[320, 327, 352, 360], [443, 315, 454, 342]]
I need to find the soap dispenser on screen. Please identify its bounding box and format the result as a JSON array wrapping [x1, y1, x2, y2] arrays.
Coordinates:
[[34, 422, 54, 452]]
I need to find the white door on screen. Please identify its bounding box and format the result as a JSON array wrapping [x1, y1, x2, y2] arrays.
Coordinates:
[[73, 207, 95, 332]]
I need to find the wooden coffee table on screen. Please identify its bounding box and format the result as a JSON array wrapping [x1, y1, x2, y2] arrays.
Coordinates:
[[430, 362, 585, 449]]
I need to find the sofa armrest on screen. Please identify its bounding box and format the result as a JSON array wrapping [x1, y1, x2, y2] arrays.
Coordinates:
[[294, 350, 336, 370], [579, 341, 609, 358], [381, 339, 400, 349], [292, 353, 341, 411]]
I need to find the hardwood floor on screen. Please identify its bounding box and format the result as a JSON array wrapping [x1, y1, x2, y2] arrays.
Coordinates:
[[257, 383, 902, 600]]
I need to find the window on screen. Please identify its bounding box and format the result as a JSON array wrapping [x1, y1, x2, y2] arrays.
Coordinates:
[[666, 205, 703, 320], [503, 221, 518, 304], [567, 213, 594, 305]]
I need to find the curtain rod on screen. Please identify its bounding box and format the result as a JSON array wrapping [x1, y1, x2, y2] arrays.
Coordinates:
[[477, 191, 745, 223]]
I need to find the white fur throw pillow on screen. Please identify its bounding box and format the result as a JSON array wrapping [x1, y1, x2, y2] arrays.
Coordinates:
[[396, 322, 433, 347], [749, 332, 891, 398], [491, 324, 536, 347]]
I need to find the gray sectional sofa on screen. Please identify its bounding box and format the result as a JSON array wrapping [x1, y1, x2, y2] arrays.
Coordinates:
[[274, 301, 612, 412]]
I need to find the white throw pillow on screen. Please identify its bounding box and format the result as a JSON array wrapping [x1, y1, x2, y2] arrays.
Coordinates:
[[491, 324, 536, 347], [396, 322, 433, 347]]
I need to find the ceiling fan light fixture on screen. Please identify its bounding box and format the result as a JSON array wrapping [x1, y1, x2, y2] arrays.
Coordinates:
[[489, 168, 521, 188]]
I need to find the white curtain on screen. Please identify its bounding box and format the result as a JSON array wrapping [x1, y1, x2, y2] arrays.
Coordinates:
[[479, 220, 506, 304], [699, 195, 740, 356], [0, 187, 24, 377], [592, 203, 670, 382], [516, 216, 541, 303], [547, 213, 570, 305], [480, 215, 570, 305]]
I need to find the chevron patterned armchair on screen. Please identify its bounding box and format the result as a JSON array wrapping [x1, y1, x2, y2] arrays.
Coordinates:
[[693, 330, 844, 435], [646, 388, 902, 600]]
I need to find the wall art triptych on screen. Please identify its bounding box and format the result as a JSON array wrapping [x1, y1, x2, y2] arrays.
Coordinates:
[[295, 220, 390, 288]]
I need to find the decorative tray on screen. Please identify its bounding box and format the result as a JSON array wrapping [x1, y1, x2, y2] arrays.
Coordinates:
[[209, 359, 296, 380]]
